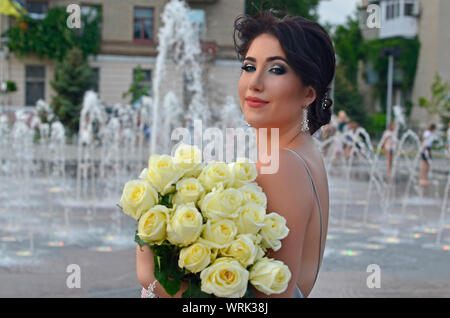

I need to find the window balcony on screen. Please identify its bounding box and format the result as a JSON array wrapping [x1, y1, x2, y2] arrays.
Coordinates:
[[379, 0, 419, 39]]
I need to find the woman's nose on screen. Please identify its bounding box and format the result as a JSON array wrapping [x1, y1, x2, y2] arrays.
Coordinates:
[[248, 71, 264, 92]]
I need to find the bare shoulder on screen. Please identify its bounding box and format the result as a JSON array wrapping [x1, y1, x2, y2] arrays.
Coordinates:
[[256, 148, 314, 221]]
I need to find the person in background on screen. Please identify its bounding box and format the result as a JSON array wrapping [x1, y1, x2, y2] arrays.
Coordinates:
[[419, 124, 437, 186], [381, 122, 396, 182], [337, 110, 350, 134], [344, 121, 358, 159]]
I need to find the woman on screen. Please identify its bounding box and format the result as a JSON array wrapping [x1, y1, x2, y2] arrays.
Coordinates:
[[137, 10, 334, 298], [419, 124, 437, 186], [236, 10, 333, 298]]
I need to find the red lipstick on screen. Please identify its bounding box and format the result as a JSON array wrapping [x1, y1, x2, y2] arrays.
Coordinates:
[[245, 96, 269, 108]]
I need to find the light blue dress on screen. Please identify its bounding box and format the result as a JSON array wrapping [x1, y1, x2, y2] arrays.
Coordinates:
[[293, 285, 304, 298], [283, 148, 324, 300]]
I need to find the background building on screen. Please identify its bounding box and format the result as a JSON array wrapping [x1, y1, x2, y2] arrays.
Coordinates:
[[0, 0, 245, 110], [358, 0, 450, 128]]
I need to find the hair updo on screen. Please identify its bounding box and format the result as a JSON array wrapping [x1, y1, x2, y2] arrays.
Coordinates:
[[233, 10, 336, 135]]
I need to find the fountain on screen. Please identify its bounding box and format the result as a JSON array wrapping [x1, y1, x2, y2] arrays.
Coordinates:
[[0, 0, 448, 286], [150, 0, 210, 155]]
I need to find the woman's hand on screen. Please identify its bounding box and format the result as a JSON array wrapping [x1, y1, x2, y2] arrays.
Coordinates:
[[136, 244, 188, 298]]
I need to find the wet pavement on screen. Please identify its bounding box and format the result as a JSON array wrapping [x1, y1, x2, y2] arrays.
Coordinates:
[[1, 165, 449, 298]]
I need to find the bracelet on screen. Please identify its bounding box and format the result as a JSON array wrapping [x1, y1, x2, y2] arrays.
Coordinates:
[[145, 280, 159, 298]]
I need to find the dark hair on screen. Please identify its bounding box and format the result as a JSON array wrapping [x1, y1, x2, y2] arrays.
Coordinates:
[[233, 10, 336, 135], [428, 124, 436, 131]]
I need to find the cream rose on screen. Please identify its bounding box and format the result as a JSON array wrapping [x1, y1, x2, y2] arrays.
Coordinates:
[[119, 179, 159, 220], [236, 203, 266, 235], [137, 205, 170, 244], [249, 258, 292, 295], [172, 177, 204, 206], [200, 257, 249, 298], [220, 234, 259, 267], [229, 158, 257, 188], [173, 144, 203, 178], [198, 162, 232, 192], [238, 183, 267, 209], [140, 154, 183, 195], [260, 212, 290, 251], [167, 203, 203, 246], [199, 219, 237, 249], [199, 187, 243, 221], [178, 242, 211, 273]]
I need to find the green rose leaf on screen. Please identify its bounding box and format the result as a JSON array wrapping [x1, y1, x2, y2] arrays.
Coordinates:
[[135, 232, 184, 296], [151, 244, 184, 296], [243, 282, 256, 298], [158, 193, 174, 208], [182, 276, 213, 298]]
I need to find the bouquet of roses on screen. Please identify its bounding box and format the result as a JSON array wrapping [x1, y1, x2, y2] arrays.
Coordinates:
[[118, 144, 291, 298]]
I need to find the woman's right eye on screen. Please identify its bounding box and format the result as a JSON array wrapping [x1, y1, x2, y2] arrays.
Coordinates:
[[241, 64, 255, 72]]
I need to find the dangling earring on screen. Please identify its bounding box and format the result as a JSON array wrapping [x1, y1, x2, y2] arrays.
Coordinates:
[[301, 107, 309, 133]]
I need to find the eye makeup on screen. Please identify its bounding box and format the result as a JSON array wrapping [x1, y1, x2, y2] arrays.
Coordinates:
[[240, 63, 287, 75]]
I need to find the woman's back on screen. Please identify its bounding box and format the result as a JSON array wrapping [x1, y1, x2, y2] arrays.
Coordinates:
[[289, 147, 329, 297], [256, 142, 329, 298]]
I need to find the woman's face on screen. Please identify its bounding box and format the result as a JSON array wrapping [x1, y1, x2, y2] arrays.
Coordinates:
[[238, 33, 315, 129]]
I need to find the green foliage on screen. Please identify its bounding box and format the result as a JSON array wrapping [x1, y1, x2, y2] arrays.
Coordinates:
[[122, 65, 151, 104], [361, 36, 420, 113], [152, 244, 184, 296], [334, 64, 367, 126], [365, 113, 387, 139], [6, 81, 17, 93], [245, 0, 320, 21], [182, 276, 214, 298], [6, 6, 101, 61], [244, 283, 256, 298], [135, 232, 184, 297], [0, 81, 17, 94], [418, 73, 450, 122], [331, 12, 421, 124], [333, 14, 363, 85], [50, 47, 94, 135], [331, 13, 369, 127], [159, 192, 174, 209]]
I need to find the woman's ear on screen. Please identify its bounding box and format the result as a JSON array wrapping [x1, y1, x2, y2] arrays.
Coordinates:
[[304, 86, 317, 107]]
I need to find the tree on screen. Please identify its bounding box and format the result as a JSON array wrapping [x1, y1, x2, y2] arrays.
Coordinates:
[[122, 65, 151, 104], [6, 6, 101, 61], [333, 64, 366, 127], [419, 73, 450, 125], [245, 0, 320, 21], [329, 12, 368, 128], [51, 47, 94, 135], [333, 13, 363, 85]]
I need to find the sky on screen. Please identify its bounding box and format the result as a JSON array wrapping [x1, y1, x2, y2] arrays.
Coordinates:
[[317, 0, 361, 26]]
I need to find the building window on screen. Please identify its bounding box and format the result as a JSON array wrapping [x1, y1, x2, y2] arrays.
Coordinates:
[[133, 67, 152, 97], [386, 0, 400, 20], [386, 3, 392, 20], [25, 65, 46, 106], [394, 1, 400, 18], [25, 1, 48, 20], [134, 7, 153, 41], [404, 1, 415, 16], [81, 4, 102, 37], [89, 67, 100, 94]]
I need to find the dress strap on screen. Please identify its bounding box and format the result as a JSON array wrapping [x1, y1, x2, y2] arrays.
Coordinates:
[[283, 148, 324, 289]]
